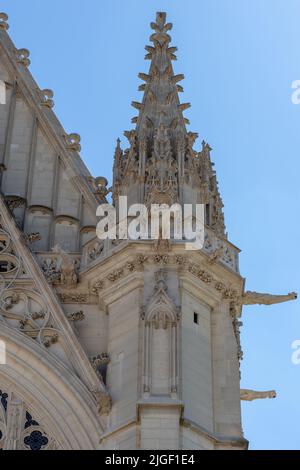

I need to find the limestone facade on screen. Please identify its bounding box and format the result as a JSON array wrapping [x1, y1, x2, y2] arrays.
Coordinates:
[[0, 11, 296, 450]]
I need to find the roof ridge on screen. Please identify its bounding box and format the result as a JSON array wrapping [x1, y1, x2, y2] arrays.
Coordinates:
[[0, 12, 100, 212]]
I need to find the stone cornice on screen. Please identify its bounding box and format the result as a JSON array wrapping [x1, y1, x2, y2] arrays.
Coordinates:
[[181, 418, 248, 449], [80, 242, 244, 310]]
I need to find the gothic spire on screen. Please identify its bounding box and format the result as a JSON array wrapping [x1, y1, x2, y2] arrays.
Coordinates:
[[131, 12, 190, 137], [113, 12, 226, 238]]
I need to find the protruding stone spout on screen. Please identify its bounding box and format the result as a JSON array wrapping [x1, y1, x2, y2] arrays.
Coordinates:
[[240, 389, 276, 401], [242, 291, 297, 306]]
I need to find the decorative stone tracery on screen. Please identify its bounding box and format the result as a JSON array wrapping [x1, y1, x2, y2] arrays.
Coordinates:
[[0, 389, 56, 450]]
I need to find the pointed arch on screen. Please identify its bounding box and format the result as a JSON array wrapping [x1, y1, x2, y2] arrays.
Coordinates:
[[0, 324, 102, 449], [142, 272, 180, 398]]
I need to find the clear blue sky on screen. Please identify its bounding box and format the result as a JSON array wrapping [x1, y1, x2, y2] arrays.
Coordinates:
[[2, 0, 299, 450]]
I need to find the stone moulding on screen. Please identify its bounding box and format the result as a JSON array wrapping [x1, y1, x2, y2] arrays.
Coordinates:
[[90, 251, 241, 307], [0, 326, 103, 449]]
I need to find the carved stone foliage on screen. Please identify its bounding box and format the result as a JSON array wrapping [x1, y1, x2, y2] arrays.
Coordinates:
[[144, 124, 178, 206], [0, 389, 56, 450], [230, 304, 243, 363], [91, 280, 104, 295], [15, 48, 30, 67], [141, 270, 180, 396], [23, 232, 41, 245], [67, 310, 85, 322], [38, 88, 54, 108], [64, 133, 81, 152]]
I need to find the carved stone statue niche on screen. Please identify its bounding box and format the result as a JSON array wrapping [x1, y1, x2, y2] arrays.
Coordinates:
[[141, 271, 180, 396]]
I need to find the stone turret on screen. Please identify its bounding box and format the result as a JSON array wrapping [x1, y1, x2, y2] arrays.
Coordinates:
[[112, 12, 226, 238]]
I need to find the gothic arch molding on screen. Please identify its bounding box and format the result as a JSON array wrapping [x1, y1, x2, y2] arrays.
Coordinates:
[[0, 324, 102, 449], [141, 271, 180, 398]]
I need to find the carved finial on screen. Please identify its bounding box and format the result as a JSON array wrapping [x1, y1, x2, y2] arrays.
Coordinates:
[[124, 129, 137, 145], [145, 45, 155, 60], [131, 101, 143, 111], [138, 72, 151, 83], [178, 103, 191, 112], [15, 48, 30, 67], [39, 89, 54, 108], [94, 176, 111, 202], [150, 12, 172, 46], [0, 12, 9, 30], [114, 139, 123, 163], [43, 333, 59, 348], [172, 74, 185, 84], [167, 46, 177, 61], [64, 133, 81, 152]]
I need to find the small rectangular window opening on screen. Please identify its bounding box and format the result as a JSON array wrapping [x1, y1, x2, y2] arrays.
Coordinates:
[[194, 312, 199, 324]]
